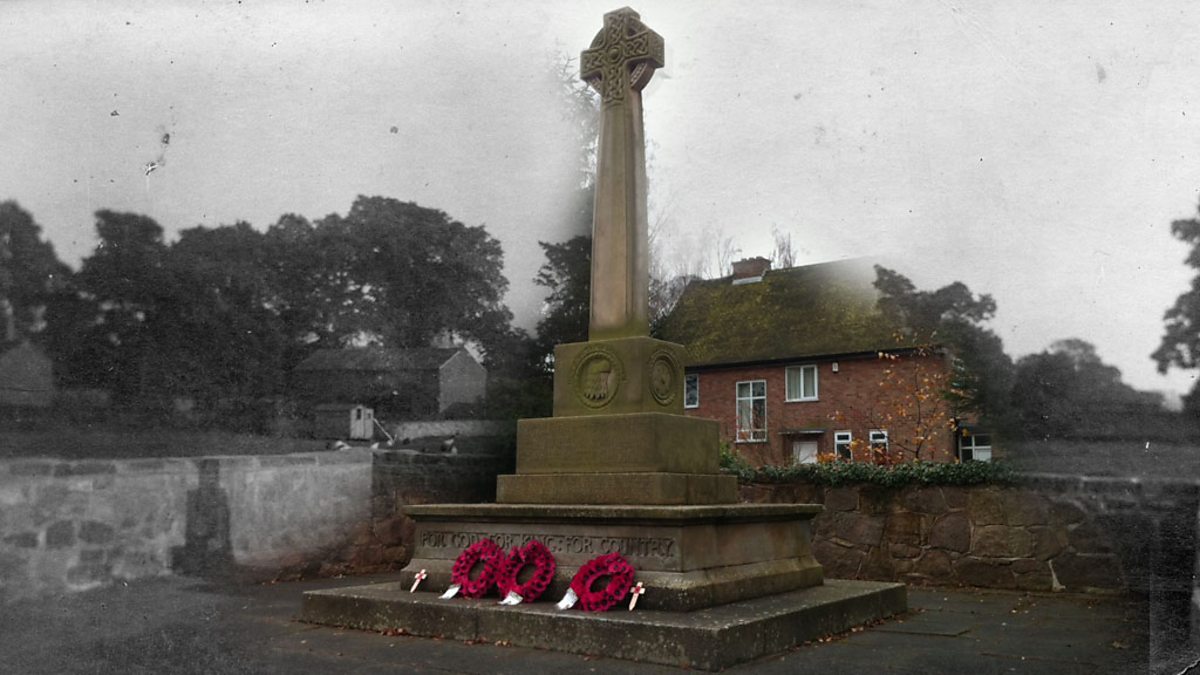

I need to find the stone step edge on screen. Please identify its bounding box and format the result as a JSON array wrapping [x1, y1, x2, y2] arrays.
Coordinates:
[[300, 578, 907, 671]]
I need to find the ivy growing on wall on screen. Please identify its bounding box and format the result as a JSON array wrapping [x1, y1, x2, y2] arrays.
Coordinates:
[[719, 444, 1015, 487]]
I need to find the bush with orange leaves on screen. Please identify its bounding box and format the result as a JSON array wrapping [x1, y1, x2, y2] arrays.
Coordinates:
[[829, 344, 960, 464]]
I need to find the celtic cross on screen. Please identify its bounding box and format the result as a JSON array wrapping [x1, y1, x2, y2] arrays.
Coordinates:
[[581, 8, 664, 106], [580, 8, 663, 340]]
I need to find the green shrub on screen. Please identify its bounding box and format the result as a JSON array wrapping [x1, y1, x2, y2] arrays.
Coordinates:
[[719, 452, 1016, 487]]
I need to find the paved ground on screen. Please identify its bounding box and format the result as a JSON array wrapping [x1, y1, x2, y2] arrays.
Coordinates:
[[0, 573, 1181, 674]]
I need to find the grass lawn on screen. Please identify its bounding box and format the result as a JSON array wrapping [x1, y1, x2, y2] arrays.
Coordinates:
[[0, 427, 328, 461], [0, 425, 514, 461], [1006, 438, 1200, 480]]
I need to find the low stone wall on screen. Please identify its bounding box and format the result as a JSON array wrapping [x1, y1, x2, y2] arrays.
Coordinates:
[[742, 474, 1200, 654], [0, 450, 372, 602], [740, 475, 1199, 596], [0, 447, 511, 602], [389, 419, 512, 442], [340, 449, 512, 575]]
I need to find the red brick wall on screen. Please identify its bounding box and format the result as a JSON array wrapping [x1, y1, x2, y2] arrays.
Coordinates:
[[685, 353, 958, 466]]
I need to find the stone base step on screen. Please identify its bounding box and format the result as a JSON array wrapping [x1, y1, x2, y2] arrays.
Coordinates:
[[300, 578, 907, 671]]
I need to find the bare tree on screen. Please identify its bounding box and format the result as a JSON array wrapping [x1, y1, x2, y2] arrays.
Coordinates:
[[709, 235, 740, 279], [770, 225, 797, 269]]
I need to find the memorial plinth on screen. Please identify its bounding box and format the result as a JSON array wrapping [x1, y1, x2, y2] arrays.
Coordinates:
[[397, 504, 823, 611], [497, 335, 740, 505], [300, 8, 904, 668]]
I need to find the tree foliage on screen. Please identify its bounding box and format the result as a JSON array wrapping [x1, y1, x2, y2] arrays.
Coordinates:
[[830, 347, 957, 463], [1153, 201, 1200, 413], [1013, 338, 1165, 440], [0, 202, 72, 345], [70, 210, 172, 402], [873, 266, 1014, 428], [53, 197, 515, 408], [293, 196, 514, 353], [532, 234, 591, 370], [158, 222, 287, 402]]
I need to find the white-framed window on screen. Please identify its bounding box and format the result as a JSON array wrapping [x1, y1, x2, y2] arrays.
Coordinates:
[[785, 365, 818, 402], [834, 431, 853, 461], [958, 429, 992, 462], [684, 373, 699, 409], [735, 380, 767, 442], [869, 429, 889, 455]]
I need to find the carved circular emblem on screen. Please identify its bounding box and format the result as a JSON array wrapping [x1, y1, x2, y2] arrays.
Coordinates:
[[606, 46, 623, 64], [572, 346, 624, 408], [648, 349, 680, 405]]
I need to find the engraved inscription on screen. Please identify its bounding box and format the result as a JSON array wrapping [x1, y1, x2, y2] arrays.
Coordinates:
[[420, 530, 676, 561]]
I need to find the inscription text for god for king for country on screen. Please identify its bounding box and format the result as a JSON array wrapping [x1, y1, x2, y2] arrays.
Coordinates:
[[420, 530, 676, 560]]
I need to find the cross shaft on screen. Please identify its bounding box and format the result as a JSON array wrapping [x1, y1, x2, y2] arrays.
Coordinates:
[[581, 7, 663, 340]]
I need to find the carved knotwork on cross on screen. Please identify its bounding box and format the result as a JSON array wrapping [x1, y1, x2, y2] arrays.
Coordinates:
[[581, 7, 664, 106]]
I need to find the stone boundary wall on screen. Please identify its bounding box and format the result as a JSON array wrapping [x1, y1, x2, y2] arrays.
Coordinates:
[[0, 448, 510, 603], [740, 475, 1200, 596], [389, 419, 512, 442], [334, 449, 511, 576]]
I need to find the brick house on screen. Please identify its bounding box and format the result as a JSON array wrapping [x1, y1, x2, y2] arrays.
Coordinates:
[[293, 347, 486, 419], [657, 258, 989, 466]]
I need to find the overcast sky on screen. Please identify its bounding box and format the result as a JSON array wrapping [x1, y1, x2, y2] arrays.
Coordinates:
[[3, 0, 1198, 400]]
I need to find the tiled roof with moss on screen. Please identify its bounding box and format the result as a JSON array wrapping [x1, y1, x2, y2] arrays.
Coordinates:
[[656, 259, 910, 367]]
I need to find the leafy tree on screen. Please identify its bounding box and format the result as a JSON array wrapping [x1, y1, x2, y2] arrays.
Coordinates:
[[0, 201, 71, 345], [497, 52, 597, 413], [531, 234, 591, 371], [157, 222, 287, 403], [1153, 200, 1200, 414], [72, 210, 172, 402], [260, 212, 339, 370], [525, 53, 602, 368], [873, 266, 1015, 428], [306, 196, 514, 356], [61, 198, 515, 412], [1014, 338, 1165, 440]]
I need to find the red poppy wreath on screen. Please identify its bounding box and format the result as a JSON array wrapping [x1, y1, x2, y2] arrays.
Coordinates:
[[497, 539, 557, 604], [445, 538, 504, 599], [566, 552, 635, 612]]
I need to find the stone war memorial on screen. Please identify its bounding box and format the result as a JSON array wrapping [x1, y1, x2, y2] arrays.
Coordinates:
[[301, 8, 905, 669]]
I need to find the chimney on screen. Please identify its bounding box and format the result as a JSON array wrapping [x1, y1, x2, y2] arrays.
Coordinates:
[[731, 257, 771, 283]]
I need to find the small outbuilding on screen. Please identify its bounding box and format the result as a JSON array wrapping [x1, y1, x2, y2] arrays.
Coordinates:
[[312, 403, 377, 441], [293, 347, 486, 420]]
